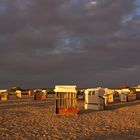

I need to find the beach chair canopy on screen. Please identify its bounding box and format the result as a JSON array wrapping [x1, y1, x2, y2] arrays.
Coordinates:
[[54, 85, 77, 93]]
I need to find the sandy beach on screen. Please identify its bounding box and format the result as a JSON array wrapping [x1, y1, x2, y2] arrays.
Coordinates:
[[0, 95, 140, 140]]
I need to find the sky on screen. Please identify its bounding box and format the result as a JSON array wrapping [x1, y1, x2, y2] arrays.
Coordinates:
[[0, 0, 140, 89]]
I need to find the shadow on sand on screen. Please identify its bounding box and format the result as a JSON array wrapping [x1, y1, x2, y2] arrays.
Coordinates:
[[105, 100, 140, 110], [0, 98, 140, 115], [78, 100, 140, 115], [78, 129, 140, 140], [78, 109, 98, 115], [0, 99, 55, 110]]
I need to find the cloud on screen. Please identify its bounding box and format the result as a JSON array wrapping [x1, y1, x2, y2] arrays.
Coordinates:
[[0, 0, 139, 88], [121, 0, 140, 26]]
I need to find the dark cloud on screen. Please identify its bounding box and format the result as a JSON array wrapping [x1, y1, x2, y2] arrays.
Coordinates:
[[0, 0, 139, 88]]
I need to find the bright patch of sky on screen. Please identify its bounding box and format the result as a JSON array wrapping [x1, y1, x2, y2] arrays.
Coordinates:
[[86, 1, 97, 8], [59, 0, 97, 13], [34, 30, 86, 55], [121, 0, 140, 25], [53, 32, 85, 54]]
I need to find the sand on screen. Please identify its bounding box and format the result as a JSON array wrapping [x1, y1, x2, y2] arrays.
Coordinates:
[[0, 95, 140, 140]]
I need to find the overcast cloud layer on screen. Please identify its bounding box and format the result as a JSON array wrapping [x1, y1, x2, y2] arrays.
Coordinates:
[[0, 0, 140, 89]]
